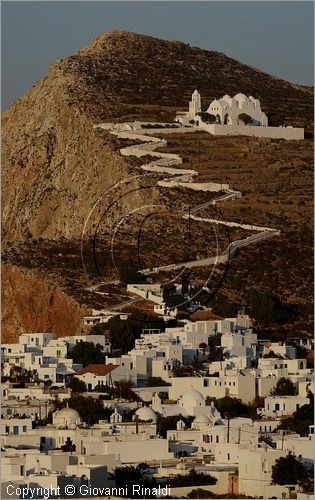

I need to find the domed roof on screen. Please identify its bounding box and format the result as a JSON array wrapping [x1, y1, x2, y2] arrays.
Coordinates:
[[234, 92, 248, 102], [181, 389, 204, 404], [135, 406, 157, 423], [194, 414, 210, 424], [221, 95, 233, 105], [56, 405, 80, 419], [53, 404, 81, 428]]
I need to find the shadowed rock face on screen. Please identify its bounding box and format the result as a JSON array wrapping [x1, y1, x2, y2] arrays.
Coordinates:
[[1, 30, 313, 341], [2, 264, 89, 342]]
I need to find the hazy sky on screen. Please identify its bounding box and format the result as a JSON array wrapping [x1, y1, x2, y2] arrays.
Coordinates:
[[2, 1, 314, 110]]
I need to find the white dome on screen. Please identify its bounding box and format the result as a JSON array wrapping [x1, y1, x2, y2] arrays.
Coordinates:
[[181, 389, 204, 404], [218, 99, 230, 108], [135, 407, 157, 423], [222, 95, 233, 105], [57, 406, 80, 419], [234, 93, 248, 102], [53, 404, 81, 428]]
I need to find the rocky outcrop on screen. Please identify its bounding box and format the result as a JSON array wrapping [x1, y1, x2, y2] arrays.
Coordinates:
[[2, 264, 89, 343]]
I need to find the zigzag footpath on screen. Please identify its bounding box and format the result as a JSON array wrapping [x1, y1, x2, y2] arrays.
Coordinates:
[[95, 123, 280, 274]]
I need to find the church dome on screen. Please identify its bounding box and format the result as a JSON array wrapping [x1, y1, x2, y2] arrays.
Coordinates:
[[181, 389, 204, 405], [135, 406, 157, 423], [53, 404, 81, 428], [221, 95, 233, 106], [234, 93, 248, 102]]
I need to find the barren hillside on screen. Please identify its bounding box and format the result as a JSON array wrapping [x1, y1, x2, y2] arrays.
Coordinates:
[[2, 30, 313, 341]]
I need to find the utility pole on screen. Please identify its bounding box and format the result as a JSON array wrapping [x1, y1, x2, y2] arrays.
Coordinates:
[[227, 416, 230, 444]]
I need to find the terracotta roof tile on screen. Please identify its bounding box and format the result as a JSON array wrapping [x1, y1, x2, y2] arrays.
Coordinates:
[[75, 363, 118, 376]]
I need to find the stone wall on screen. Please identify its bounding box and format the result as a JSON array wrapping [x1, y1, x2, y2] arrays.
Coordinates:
[[203, 123, 304, 140]]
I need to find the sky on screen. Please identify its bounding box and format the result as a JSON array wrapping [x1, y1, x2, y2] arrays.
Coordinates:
[[2, 1, 314, 110]]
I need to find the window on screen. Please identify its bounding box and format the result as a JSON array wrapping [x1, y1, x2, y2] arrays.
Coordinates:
[[203, 379, 208, 387], [283, 404, 286, 410], [13, 426, 19, 435], [233, 382, 235, 386], [216, 436, 219, 443], [227, 453, 230, 460], [5, 426, 9, 433], [23, 426, 27, 432], [130, 362, 133, 370]]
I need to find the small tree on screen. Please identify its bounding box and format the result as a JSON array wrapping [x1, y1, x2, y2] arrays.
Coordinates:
[[272, 453, 309, 485], [61, 437, 76, 452], [238, 113, 252, 125], [146, 377, 170, 387], [67, 376, 87, 393], [207, 346, 224, 363], [268, 114, 285, 127], [270, 377, 297, 396], [72, 341, 105, 367], [199, 112, 216, 124]]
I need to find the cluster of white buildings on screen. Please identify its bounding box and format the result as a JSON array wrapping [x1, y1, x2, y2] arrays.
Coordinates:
[[1, 303, 313, 498], [1, 333, 111, 386]]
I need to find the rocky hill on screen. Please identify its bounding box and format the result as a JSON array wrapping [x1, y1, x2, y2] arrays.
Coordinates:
[[2, 29, 313, 243], [2, 30, 313, 341]]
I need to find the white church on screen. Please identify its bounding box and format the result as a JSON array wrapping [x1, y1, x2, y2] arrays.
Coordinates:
[[178, 90, 268, 126], [175, 90, 304, 140]]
